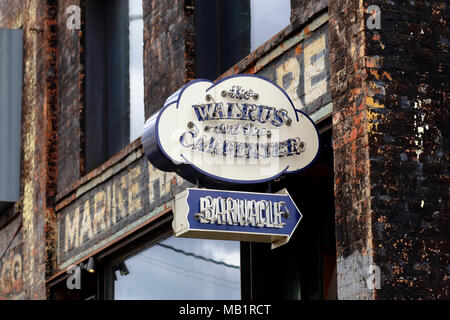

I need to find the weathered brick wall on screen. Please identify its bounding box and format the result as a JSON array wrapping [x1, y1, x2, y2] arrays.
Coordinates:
[[290, 0, 327, 25], [330, 0, 449, 299], [54, 0, 197, 272], [365, 0, 449, 299], [2, 0, 446, 301], [56, 0, 197, 189], [57, 0, 85, 193], [55, 6, 332, 273], [219, 9, 331, 123], [143, 0, 195, 118], [23, 0, 59, 300], [256, 21, 331, 119], [2, 0, 331, 300], [0, 0, 58, 300], [0, 216, 23, 299], [0, 0, 25, 301], [56, 140, 192, 270], [329, 0, 373, 300]]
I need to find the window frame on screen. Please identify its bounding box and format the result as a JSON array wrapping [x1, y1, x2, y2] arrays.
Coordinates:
[[84, 0, 131, 173], [100, 214, 245, 300]]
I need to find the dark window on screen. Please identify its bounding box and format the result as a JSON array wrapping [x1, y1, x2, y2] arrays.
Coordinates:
[[0, 29, 22, 212], [85, 0, 144, 172], [195, 0, 290, 80]]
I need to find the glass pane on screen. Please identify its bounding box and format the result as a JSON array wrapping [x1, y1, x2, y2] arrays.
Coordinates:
[[129, 0, 144, 142], [114, 237, 241, 300], [250, 0, 290, 51]]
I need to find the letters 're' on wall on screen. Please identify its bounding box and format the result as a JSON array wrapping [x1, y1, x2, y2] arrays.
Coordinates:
[[257, 20, 331, 119], [57, 155, 190, 270]]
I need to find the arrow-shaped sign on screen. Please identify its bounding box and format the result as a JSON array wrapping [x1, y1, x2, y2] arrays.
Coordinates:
[[173, 188, 302, 249]]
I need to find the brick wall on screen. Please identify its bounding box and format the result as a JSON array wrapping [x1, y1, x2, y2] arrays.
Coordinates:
[[56, 140, 192, 270], [256, 21, 331, 119], [0, 0, 58, 299], [290, 0, 327, 25], [365, 0, 449, 299], [0, 216, 23, 299], [143, 0, 195, 118], [54, 4, 332, 275], [330, 0, 449, 299], [0, 0, 25, 301], [1, 0, 447, 300], [329, 0, 373, 300], [219, 8, 331, 123], [57, 0, 85, 193], [0, 0, 333, 299]]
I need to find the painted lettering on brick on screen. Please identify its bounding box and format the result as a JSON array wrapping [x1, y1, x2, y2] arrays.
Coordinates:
[[59, 158, 190, 267]]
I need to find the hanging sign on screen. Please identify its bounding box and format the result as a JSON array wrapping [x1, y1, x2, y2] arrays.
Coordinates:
[[142, 74, 320, 185], [173, 188, 302, 249]]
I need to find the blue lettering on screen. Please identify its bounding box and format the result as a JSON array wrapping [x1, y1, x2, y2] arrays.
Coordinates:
[[192, 104, 207, 121]]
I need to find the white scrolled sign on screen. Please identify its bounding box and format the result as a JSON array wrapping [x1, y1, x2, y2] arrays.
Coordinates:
[[142, 74, 320, 185]]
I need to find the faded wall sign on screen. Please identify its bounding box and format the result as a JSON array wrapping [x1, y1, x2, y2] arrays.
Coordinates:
[[57, 152, 191, 269], [0, 243, 23, 298], [0, 217, 23, 299], [257, 21, 331, 119]]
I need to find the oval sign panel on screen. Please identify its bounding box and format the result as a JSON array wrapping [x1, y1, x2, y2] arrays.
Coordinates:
[[143, 75, 320, 185]]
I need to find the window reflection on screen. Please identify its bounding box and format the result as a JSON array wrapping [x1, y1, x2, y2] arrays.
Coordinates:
[[196, 0, 290, 80], [250, 0, 290, 51], [114, 237, 241, 300], [129, 0, 144, 142]]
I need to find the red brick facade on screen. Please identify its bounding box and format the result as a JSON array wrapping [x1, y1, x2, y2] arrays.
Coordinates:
[[0, 0, 448, 300]]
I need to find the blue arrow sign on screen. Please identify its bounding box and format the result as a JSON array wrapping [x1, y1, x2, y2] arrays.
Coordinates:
[[173, 188, 303, 249]]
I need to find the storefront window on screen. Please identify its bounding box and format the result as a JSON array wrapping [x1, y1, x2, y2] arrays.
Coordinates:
[[113, 237, 241, 300]]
